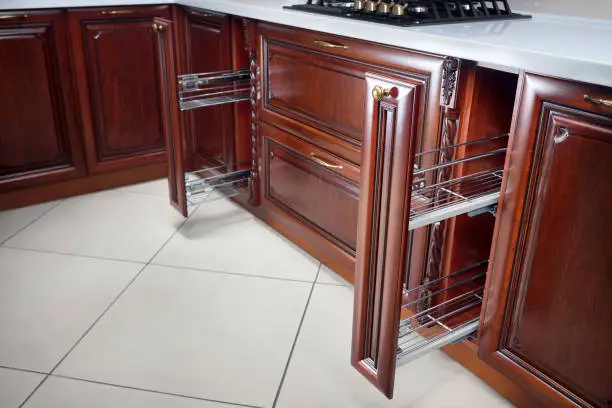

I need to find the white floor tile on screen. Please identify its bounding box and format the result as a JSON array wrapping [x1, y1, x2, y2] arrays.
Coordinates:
[[55, 264, 311, 408], [115, 178, 169, 196], [0, 248, 143, 372], [0, 201, 60, 244], [24, 376, 245, 408], [316, 264, 350, 286], [0, 368, 45, 408], [276, 284, 511, 408], [153, 200, 320, 281], [5, 190, 184, 262], [411, 371, 514, 408]]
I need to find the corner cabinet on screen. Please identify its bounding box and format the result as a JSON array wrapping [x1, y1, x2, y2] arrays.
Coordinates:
[[0, 10, 85, 192], [68, 6, 173, 174], [479, 74, 612, 407]]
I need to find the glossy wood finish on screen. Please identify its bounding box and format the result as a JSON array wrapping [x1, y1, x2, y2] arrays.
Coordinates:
[[352, 73, 423, 398], [68, 6, 171, 174], [258, 23, 445, 167], [256, 23, 446, 284], [0, 11, 85, 192], [264, 41, 366, 146], [262, 122, 359, 255], [480, 73, 612, 408], [178, 8, 235, 170]]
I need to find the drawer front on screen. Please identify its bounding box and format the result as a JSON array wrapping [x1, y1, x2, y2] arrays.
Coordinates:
[[263, 41, 366, 147], [262, 122, 359, 255]]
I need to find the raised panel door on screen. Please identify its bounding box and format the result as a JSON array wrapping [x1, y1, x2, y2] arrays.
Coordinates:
[[69, 7, 171, 173], [262, 122, 360, 256], [480, 73, 612, 408], [0, 11, 84, 191]]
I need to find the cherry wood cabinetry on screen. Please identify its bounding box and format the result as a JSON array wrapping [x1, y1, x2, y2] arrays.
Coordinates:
[[176, 8, 235, 170], [352, 73, 423, 396], [256, 24, 446, 282], [68, 6, 172, 174], [480, 74, 612, 408], [262, 122, 360, 256], [0, 11, 85, 192]]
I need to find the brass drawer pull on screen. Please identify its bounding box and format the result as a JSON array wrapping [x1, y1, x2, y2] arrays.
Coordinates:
[[0, 14, 29, 20], [314, 40, 348, 49], [191, 11, 213, 17], [584, 94, 612, 108], [152, 23, 165, 32], [372, 85, 391, 101], [310, 153, 344, 170], [101, 10, 135, 15]]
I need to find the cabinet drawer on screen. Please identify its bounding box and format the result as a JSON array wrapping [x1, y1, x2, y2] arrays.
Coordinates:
[[262, 122, 359, 255], [263, 40, 366, 148]]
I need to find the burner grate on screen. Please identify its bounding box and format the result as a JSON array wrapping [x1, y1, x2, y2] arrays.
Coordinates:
[[285, 0, 530, 27]]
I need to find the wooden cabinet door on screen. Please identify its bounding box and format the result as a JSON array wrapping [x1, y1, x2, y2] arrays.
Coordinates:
[[178, 8, 234, 170], [480, 74, 612, 408], [261, 122, 360, 256], [0, 11, 85, 192], [69, 6, 172, 174], [351, 73, 423, 398]]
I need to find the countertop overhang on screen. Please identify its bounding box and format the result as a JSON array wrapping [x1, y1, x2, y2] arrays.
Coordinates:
[[2, 0, 612, 88]]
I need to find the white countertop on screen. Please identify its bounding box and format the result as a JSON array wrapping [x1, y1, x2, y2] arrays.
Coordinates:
[[3, 0, 612, 88]]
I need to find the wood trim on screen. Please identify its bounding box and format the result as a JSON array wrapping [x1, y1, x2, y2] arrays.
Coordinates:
[[0, 162, 166, 211]]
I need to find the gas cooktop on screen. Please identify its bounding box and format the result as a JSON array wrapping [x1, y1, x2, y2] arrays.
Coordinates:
[[284, 1, 531, 27]]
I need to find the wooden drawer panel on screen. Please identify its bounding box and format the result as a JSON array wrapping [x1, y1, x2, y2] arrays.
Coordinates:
[[264, 41, 366, 147], [262, 122, 359, 255]]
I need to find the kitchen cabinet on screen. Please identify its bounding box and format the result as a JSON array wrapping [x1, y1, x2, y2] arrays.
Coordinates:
[[256, 23, 446, 283], [0, 10, 85, 192], [479, 74, 612, 408], [350, 57, 522, 398], [261, 121, 360, 256], [68, 6, 172, 174], [177, 8, 237, 170], [165, 14, 253, 216]]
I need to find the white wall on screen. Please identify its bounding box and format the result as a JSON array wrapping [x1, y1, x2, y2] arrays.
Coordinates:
[[511, 0, 612, 20]]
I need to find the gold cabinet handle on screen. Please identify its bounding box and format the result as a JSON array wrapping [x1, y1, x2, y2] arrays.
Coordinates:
[[313, 40, 348, 49], [310, 153, 343, 170], [584, 94, 612, 108], [152, 23, 166, 32], [101, 9, 135, 15], [0, 14, 29, 20], [191, 11, 213, 17], [372, 85, 391, 101]]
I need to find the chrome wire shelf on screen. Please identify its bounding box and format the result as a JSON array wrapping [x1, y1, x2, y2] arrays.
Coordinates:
[[178, 69, 250, 111], [396, 261, 487, 366], [185, 163, 250, 206], [408, 133, 508, 231]]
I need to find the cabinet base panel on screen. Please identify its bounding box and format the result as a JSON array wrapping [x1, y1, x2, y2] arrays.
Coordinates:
[[0, 163, 167, 211]]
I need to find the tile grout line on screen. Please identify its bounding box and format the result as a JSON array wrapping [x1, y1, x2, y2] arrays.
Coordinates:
[[0, 365, 48, 376], [150, 262, 322, 285], [50, 374, 263, 408], [17, 205, 199, 408], [1, 245, 146, 265], [0, 200, 64, 246], [271, 263, 322, 408]]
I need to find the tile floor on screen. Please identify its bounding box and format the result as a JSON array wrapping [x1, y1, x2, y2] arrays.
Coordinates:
[[0, 180, 514, 408]]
